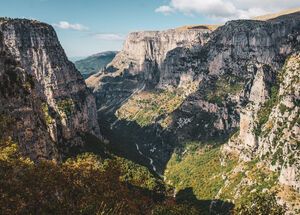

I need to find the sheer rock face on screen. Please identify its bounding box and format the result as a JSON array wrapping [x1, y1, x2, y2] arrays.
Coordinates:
[[164, 13, 300, 144], [86, 28, 212, 112], [0, 19, 101, 160], [111, 29, 210, 85], [225, 53, 300, 191], [259, 53, 299, 190], [0, 33, 59, 160], [113, 29, 210, 71], [221, 14, 300, 190]]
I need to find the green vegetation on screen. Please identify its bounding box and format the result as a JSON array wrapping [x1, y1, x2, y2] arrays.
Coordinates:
[[205, 74, 244, 106], [57, 99, 75, 117], [41, 103, 54, 125], [42, 99, 75, 125], [0, 113, 294, 214], [235, 192, 286, 215], [279, 103, 289, 115], [254, 85, 279, 136], [153, 203, 200, 215], [23, 74, 35, 91], [0, 139, 166, 215], [254, 55, 299, 137], [165, 143, 238, 200], [164, 142, 283, 211], [219, 159, 279, 205], [116, 86, 197, 127], [113, 156, 164, 191]]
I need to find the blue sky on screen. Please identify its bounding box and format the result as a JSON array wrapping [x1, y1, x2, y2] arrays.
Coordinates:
[[0, 0, 299, 58]]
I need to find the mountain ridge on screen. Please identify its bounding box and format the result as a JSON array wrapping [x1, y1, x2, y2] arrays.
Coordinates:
[[254, 7, 300, 21]]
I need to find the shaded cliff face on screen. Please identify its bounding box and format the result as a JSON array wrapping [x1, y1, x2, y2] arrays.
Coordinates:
[[0, 18, 101, 160]]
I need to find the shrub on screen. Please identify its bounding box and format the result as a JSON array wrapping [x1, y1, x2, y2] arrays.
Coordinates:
[[234, 192, 286, 215], [254, 85, 279, 136], [57, 99, 75, 117]]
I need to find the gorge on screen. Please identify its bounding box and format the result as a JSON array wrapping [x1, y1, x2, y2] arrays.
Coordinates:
[[0, 8, 299, 215], [87, 10, 300, 213]]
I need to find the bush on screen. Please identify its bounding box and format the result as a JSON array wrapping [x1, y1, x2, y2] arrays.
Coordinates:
[[234, 192, 286, 215], [254, 85, 279, 136]]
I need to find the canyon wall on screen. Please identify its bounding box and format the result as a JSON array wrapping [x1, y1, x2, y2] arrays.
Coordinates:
[[86, 27, 213, 112], [0, 18, 101, 160], [86, 13, 300, 184]]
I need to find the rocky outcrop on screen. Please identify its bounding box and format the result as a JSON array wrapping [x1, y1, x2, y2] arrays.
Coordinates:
[[225, 53, 300, 191], [269, 55, 300, 190], [0, 18, 101, 160]]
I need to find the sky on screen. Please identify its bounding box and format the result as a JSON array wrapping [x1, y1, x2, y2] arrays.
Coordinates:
[[0, 0, 299, 58]]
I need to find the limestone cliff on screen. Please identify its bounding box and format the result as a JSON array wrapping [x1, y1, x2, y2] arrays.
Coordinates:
[[225, 53, 300, 191], [0, 18, 101, 160], [86, 27, 212, 112]]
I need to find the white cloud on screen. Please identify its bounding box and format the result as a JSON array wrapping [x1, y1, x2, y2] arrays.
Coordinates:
[[53, 21, 89, 31], [155, 5, 175, 15], [93, 33, 125, 41], [155, 0, 300, 21], [171, 0, 236, 17]]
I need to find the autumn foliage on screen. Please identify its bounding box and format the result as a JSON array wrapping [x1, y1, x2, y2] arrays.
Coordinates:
[[0, 139, 161, 214]]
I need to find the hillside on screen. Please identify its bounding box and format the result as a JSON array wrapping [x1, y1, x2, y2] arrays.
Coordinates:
[[75, 51, 117, 79], [166, 53, 300, 214]]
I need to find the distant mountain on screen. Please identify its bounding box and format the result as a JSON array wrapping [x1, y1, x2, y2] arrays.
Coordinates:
[[74, 51, 118, 79], [68, 56, 86, 62]]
